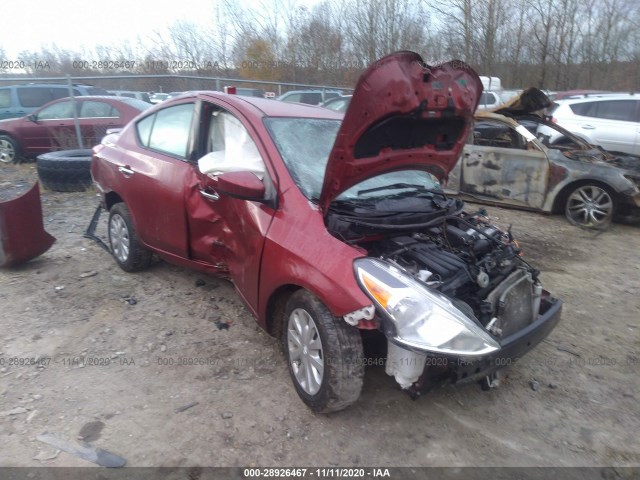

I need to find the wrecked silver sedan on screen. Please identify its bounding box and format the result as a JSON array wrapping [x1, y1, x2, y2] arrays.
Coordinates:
[[446, 88, 640, 228]]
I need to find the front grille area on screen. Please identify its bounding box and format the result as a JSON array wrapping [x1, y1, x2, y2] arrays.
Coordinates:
[[485, 269, 535, 337]]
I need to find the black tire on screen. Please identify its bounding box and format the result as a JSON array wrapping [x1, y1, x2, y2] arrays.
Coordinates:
[[108, 203, 152, 272], [0, 135, 20, 163], [36, 149, 93, 192], [282, 289, 364, 413], [564, 183, 616, 229]]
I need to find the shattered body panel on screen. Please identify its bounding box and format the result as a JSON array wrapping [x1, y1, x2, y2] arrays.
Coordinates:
[[91, 93, 370, 325], [449, 103, 640, 218], [0, 183, 55, 267]]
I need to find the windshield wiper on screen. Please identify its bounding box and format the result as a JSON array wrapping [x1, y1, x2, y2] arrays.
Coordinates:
[[357, 183, 444, 196]]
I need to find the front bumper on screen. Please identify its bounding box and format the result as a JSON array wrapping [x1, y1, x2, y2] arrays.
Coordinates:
[[616, 190, 640, 222], [408, 295, 562, 395]]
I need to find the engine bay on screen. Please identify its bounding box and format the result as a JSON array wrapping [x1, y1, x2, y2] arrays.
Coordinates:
[[328, 197, 542, 337]]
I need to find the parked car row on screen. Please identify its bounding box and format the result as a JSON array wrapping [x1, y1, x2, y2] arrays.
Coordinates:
[[3, 84, 638, 231], [0, 83, 112, 120], [0, 96, 150, 163]]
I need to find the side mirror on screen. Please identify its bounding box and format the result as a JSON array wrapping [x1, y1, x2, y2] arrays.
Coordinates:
[[216, 171, 265, 201], [27, 114, 37, 122]]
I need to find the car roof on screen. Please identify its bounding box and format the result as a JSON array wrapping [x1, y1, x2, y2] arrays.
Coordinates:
[[178, 91, 344, 119], [2, 83, 99, 89], [50, 95, 129, 101], [281, 89, 342, 94], [556, 93, 638, 103]]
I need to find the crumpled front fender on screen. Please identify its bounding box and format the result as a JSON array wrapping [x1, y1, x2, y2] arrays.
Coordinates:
[[0, 183, 56, 267]]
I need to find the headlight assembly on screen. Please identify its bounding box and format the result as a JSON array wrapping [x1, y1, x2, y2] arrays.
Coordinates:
[[354, 258, 500, 356]]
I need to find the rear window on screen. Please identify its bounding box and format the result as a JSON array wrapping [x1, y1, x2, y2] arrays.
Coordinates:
[[570, 100, 639, 122], [479, 92, 499, 105], [119, 98, 152, 111], [283, 93, 302, 103], [0, 89, 10, 108], [87, 87, 112, 95], [50, 88, 81, 100], [300, 92, 322, 104], [80, 101, 119, 118], [137, 103, 195, 158], [17, 87, 53, 108]]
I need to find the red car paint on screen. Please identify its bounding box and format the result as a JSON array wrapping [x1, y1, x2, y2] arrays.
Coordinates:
[[0, 96, 149, 157], [91, 52, 481, 331], [0, 183, 55, 267]]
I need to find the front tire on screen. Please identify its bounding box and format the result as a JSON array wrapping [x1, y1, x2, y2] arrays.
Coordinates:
[[108, 203, 152, 272], [0, 135, 20, 163], [564, 183, 615, 229], [282, 290, 364, 413]]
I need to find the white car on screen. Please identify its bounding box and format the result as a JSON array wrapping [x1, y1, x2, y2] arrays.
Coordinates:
[[538, 94, 640, 155], [476, 91, 502, 110]]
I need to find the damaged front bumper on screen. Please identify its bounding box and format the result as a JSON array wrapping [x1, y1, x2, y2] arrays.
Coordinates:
[[616, 187, 640, 222], [388, 295, 562, 397]]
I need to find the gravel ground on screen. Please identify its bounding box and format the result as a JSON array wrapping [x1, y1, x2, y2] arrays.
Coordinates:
[[1, 162, 639, 468]]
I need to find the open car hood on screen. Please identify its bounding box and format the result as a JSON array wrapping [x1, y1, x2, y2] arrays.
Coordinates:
[[319, 51, 483, 215], [492, 87, 552, 117]]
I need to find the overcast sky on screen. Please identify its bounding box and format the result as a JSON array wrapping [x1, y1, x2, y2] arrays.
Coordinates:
[[3, 0, 221, 58]]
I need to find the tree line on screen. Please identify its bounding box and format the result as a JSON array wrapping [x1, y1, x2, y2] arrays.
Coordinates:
[[3, 0, 639, 91]]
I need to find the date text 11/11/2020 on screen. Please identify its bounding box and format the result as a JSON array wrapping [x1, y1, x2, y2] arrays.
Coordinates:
[[244, 468, 391, 478]]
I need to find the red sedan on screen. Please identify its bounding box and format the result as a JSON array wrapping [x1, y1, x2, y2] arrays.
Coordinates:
[[0, 96, 150, 163], [91, 52, 561, 412]]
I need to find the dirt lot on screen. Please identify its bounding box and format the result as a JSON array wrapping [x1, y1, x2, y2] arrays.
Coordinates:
[[1, 162, 639, 468]]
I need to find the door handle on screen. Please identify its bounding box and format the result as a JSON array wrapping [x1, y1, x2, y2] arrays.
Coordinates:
[[581, 124, 595, 130], [118, 166, 135, 177], [199, 189, 219, 201]]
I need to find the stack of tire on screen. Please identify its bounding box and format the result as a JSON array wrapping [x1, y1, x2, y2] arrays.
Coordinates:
[[36, 149, 93, 192]]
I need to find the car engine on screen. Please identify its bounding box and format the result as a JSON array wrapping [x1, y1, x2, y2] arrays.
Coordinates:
[[329, 200, 543, 339], [366, 212, 541, 337]]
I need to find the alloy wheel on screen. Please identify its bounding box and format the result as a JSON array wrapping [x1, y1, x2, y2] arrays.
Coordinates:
[[0, 139, 15, 163], [287, 308, 324, 395], [109, 213, 131, 263], [565, 185, 613, 228]]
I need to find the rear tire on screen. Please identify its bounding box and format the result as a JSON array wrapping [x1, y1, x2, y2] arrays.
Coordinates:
[[108, 203, 152, 272], [282, 290, 364, 413], [37, 149, 93, 192], [0, 135, 20, 163]]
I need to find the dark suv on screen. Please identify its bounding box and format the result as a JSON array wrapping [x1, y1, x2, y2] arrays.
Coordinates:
[[0, 84, 111, 120]]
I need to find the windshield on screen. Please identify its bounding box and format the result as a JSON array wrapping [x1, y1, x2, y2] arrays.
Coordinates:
[[264, 117, 441, 202]]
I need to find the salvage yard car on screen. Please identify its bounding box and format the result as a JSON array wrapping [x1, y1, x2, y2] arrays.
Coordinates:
[[447, 88, 640, 228], [0, 96, 151, 163], [91, 52, 562, 412]]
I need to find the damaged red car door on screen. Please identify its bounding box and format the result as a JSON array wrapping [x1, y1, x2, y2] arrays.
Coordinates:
[[185, 100, 277, 312]]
